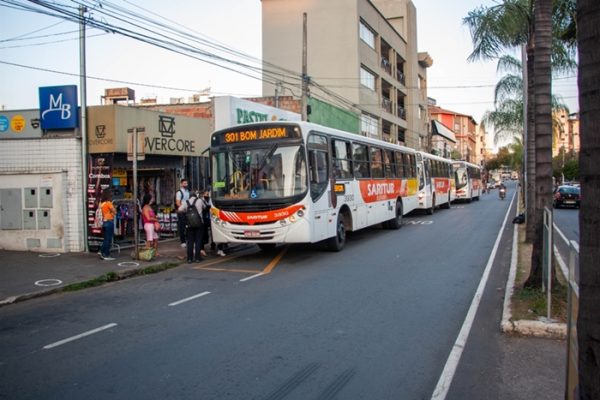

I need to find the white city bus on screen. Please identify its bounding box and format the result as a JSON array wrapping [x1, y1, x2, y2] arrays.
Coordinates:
[[209, 121, 419, 251], [416, 151, 455, 214], [452, 160, 483, 202]]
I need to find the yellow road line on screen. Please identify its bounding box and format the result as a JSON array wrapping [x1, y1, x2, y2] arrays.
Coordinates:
[[262, 245, 289, 274], [190, 245, 289, 276]]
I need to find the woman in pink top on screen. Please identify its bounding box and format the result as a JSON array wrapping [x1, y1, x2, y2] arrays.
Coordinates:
[[141, 193, 160, 256]]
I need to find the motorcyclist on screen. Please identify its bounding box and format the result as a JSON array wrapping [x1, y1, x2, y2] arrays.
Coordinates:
[[499, 181, 507, 199]]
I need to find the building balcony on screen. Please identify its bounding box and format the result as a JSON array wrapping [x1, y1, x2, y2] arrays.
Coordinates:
[[382, 98, 392, 113], [381, 57, 392, 75], [397, 105, 406, 120], [396, 71, 406, 85]]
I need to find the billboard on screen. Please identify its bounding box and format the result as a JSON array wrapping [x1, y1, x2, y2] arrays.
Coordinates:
[[39, 85, 79, 130]]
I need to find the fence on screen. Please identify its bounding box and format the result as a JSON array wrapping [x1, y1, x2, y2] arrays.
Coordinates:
[[565, 240, 580, 399]]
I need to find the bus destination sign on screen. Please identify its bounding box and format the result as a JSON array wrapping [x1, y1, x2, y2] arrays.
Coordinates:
[[213, 125, 299, 145]]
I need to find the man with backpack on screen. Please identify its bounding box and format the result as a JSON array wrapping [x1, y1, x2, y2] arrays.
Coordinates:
[[175, 178, 190, 248], [177, 189, 205, 263]]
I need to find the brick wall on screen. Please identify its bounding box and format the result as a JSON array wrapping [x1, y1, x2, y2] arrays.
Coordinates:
[[0, 138, 84, 252]]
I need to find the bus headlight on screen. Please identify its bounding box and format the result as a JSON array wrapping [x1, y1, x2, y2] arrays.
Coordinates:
[[288, 208, 305, 224]]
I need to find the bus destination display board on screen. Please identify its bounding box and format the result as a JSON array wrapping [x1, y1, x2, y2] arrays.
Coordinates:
[[212, 125, 300, 146]]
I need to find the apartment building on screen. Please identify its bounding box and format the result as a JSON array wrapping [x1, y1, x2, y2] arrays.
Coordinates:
[[553, 110, 580, 157], [429, 105, 478, 164], [261, 0, 431, 150], [475, 122, 489, 166]]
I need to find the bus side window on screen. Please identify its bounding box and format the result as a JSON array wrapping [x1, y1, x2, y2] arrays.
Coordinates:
[[308, 133, 329, 201], [395, 152, 405, 178], [384, 149, 395, 178], [370, 147, 384, 178], [352, 143, 369, 178], [332, 139, 353, 179]]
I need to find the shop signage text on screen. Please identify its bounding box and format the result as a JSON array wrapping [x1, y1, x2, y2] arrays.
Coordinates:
[[39, 85, 79, 130], [145, 137, 195, 153], [236, 108, 271, 124]]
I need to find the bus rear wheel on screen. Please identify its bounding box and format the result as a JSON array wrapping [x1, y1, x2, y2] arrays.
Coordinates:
[[327, 214, 346, 252]]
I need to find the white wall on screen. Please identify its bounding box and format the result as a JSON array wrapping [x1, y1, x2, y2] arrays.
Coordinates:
[[0, 138, 84, 252]]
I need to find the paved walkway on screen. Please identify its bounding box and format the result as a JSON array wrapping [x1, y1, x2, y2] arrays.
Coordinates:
[[0, 238, 234, 305]]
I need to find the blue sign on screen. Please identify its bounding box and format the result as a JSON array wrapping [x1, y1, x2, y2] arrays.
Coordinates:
[[0, 116, 8, 132], [39, 85, 79, 130]]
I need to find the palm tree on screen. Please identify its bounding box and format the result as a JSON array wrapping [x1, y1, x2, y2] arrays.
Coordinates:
[[463, 0, 538, 242], [483, 55, 569, 147], [464, 0, 577, 288], [525, 0, 552, 288], [576, 0, 600, 396]]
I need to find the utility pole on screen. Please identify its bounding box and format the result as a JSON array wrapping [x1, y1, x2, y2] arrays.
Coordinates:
[[301, 12, 309, 121], [128, 127, 145, 260], [79, 5, 89, 252]]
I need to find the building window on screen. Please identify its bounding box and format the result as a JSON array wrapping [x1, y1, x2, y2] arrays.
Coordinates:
[[361, 113, 379, 138], [360, 67, 376, 91], [359, 20, 375, 49]]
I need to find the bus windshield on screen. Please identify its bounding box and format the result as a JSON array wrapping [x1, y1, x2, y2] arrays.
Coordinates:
[[455, 166, 468, 189], [211, 144, 308, 201]]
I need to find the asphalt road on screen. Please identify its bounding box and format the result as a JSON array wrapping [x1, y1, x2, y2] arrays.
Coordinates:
[[0, 186, 551, 400]]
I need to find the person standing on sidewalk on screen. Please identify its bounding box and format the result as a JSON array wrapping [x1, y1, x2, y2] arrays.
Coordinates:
[[141, 193, 160, 257], [178, 189, 205, 263], [199, 189, 226, 257], [175, 178, 190, 248], [99, 189, 117, 261]]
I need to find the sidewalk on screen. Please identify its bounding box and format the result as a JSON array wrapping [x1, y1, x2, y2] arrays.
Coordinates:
[[0, 238, 238, 306]]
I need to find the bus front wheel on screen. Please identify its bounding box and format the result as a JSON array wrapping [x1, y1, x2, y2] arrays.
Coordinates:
[[327, 214, 346, 252], [385, 201, 403, 230], [426, 195, 435, 215]]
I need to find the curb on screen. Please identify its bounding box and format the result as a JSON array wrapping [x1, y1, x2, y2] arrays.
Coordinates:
[[500, 214, 567, 339], [0, 258, 184, 308]]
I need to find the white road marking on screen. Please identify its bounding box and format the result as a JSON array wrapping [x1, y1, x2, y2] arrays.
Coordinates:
[[168, 291, 211, 306], [240, 272, 265, 282], [34, 279, 63, 287], [431, 192, 516, 400], [553, 223, 571, 246], [43, 323, 118, 350]]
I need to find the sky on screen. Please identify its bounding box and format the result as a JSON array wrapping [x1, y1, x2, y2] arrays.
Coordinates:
[[0, 0, 579, 147]]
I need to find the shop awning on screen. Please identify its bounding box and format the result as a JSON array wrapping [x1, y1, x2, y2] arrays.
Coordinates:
[[431, 120, 457, 143]]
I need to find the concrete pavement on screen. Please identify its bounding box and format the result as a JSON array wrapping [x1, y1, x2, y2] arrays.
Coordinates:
[[0, 229, 568, 399], [0, 238, 238, 306]]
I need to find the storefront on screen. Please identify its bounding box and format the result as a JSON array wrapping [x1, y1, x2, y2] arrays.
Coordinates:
[[0, 85, 86, 252], [87, 105, 212, 250]]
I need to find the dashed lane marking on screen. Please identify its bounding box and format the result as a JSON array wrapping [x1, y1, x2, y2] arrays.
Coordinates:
[[168, 291, 211, 307], [43, 323, 118, 350]]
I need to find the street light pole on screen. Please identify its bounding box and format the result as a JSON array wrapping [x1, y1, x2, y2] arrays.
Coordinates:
[[79, 5, 89, 252]]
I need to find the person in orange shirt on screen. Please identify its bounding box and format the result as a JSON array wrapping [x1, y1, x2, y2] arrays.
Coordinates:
[[99, 189, 117, 260]]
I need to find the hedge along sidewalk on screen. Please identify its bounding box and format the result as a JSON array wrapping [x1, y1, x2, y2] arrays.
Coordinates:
[[501, 222, 568, 339], [0, 260, 183, 307]]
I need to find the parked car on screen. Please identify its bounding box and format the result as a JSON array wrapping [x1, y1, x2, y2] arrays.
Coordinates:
[[553, 185, 581, 208]]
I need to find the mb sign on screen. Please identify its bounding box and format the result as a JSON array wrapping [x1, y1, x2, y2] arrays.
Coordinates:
[[39, 85, 79, 130]]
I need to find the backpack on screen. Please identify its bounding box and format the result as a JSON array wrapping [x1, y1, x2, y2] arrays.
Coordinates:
[[93, 203, 104, 228], [186, 198, 203, 228], [174, 189, 183, 208]]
